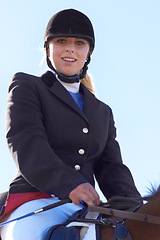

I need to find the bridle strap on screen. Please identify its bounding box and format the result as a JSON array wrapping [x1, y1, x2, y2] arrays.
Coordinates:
[[88, 205, 160, 225]]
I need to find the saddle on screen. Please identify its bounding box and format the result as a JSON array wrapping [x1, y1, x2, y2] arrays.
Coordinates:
[[44, 207, 101, 240]]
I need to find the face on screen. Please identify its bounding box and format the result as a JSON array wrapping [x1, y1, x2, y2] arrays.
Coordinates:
[[47, 37, 90, 76]]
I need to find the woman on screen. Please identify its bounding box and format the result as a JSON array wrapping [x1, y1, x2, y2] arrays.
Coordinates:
[[0, 9, 142, 239]]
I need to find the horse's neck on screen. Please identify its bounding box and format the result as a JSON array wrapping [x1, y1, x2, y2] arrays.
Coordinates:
[[137, 196, 160, 216], [101, 197, 160, 240], [124, 197, 160, 240]]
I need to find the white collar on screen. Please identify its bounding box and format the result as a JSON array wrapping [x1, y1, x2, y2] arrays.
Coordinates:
[[58, 80, 80, 93]]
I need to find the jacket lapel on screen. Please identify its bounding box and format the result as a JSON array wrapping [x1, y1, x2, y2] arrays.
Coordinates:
[[80, 84, 99, 122], [42, 71, 88, 121]]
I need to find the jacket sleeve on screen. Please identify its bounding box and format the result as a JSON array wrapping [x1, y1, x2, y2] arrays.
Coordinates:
[[94, 108, 142, 209], [5, 73, 88, 199]]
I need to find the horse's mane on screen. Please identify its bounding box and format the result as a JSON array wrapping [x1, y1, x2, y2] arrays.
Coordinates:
[[143, 184, 160, 201]]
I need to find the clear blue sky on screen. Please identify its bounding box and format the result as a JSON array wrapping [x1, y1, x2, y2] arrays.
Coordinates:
[[0, 0, 160, 200]]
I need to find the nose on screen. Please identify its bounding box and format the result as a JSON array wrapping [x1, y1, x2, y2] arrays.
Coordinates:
[[65, 43, 75, 53]]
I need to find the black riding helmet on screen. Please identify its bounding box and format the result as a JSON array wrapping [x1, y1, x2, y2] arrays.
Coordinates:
[[44, 9, 95, 83]]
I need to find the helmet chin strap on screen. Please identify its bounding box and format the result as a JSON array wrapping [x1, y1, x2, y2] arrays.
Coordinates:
[[56, 72, 81, 83], [47, 56, 90, 84]]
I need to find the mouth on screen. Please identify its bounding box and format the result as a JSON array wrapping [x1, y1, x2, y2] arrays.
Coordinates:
[[62, 57, 77, 62]]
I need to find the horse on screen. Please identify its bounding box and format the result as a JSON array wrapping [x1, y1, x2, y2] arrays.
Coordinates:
[[100, 185, 160, 240]]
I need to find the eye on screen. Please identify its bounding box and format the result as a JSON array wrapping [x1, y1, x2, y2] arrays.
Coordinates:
[[56, 39, 66, 44], [75, 40, 86, 46]]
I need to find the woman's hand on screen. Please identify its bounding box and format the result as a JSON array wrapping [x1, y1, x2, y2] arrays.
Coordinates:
[[69, 183, 100, 206]]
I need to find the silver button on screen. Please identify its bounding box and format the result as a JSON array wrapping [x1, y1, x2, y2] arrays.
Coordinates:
[[82, 128, 88, 134], [74, 165, 81, 171], [78, 149, 85, 155]]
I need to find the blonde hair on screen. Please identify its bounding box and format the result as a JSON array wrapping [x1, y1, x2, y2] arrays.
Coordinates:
[[80, 73, 96, 97]]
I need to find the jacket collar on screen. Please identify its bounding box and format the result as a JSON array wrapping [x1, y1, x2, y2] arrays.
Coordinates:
[[49, 70, 80, 93], [41, 71, 98, 122]]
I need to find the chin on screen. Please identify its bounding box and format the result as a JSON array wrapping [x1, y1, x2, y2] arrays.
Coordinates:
[[62, 72, 79, 76]]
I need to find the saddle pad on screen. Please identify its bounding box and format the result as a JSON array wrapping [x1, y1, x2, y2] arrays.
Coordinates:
[[66, 211, 99, 240]]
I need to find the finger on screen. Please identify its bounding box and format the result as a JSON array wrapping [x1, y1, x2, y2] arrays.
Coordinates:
[[69, 183, 100, 206], [69, 192, 80, 205], [89, 189, 100, 205], [70, 189, 94, 206], [82, 185, 100, 206], [78, 193, 95, 206], [79, 190, 100, 206]]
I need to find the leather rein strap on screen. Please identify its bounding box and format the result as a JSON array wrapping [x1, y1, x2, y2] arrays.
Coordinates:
[[87, 205, 160, 225]]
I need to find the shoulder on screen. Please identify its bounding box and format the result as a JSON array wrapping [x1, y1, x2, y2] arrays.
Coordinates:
[[81, 83, 113, 114], [10, 71, 56, 88], [11, 72, 40, 83], [98, 98, 111, 110], [7, 73, 45, 106], [8, 72, 42, 92], [95, 95, 113, 116]]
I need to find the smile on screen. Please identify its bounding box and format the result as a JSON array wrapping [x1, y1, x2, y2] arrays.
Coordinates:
[[62, 58, 76, 62]]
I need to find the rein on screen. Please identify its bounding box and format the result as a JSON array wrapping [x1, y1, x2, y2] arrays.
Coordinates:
[[1, 198, 160, 228], [87, 205, 160, 225]]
